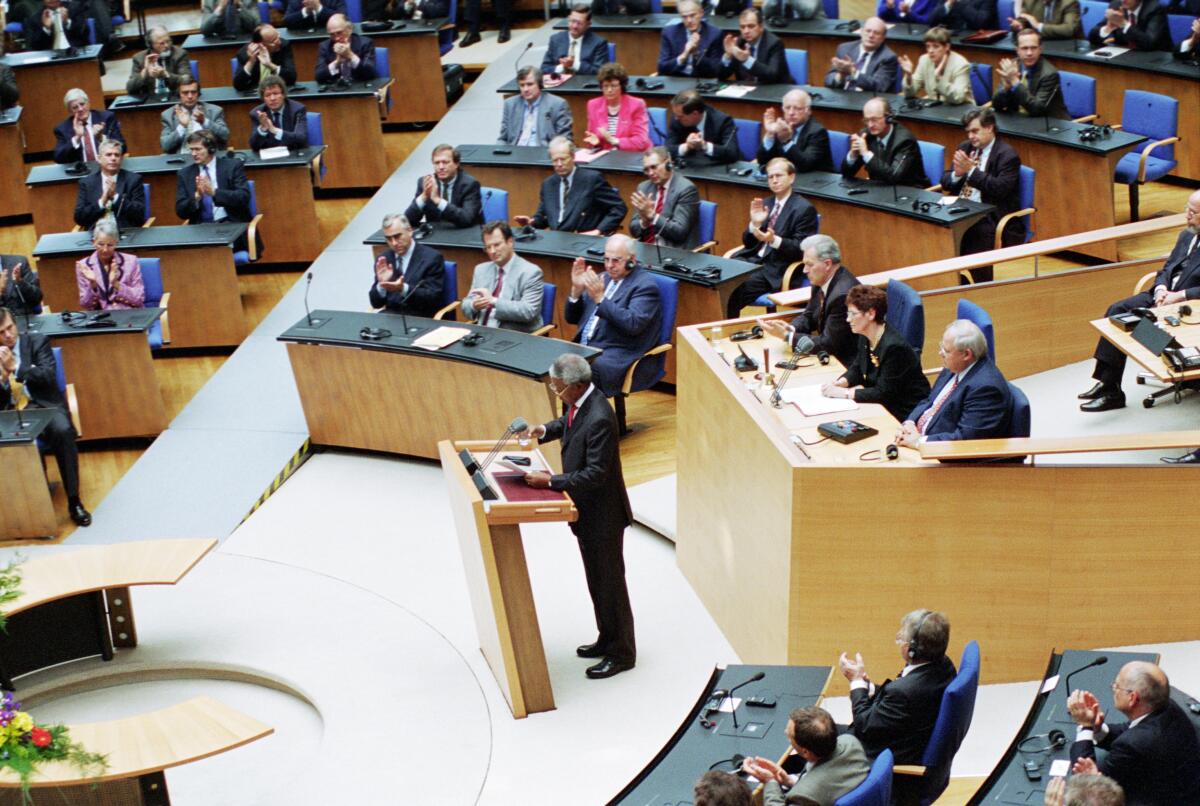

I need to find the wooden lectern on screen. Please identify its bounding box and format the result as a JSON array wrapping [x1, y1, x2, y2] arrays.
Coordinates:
[[438, 439, 577, 719]]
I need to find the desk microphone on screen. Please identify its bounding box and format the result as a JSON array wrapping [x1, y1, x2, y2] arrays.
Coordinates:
[[302, 271, 327, 327], [770, 335, 814, 408], [479, 416, 528, 471], [1042, 83, 1062, 133], [721, 671, 765, 730], [396, 275, 436, 336], [1063, 656, 1107, 696], [512, 40, 534, 71]]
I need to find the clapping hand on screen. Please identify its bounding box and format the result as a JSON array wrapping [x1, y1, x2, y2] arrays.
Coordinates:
[[77, 259, 99, 288], [256, 109, 275, 132], [896, 421, 920, 447], [420, 174, 436, 201], [952, 148, 978, 176], [684, 131, 705, 153], [175, 104, 191, 127], [685, 31, 700, 55], [848, 132, 867, 156], [195, 172, 214, 198], [741, 756, 788, 785], [631, 189, 655, 220], [373, 254, 394, 286], [570, 256, 589, 295], [759, 318, 789, 340], [1103, 6, 1126, 28], [468, 288, 495, 310], [839, 651, 868, 682], [723, 33, 748, 61], [1066, 689, 1105, 729], [898, 54, 914, 76], [582, 267, 605, 303], [749, 197, 768, 227], [831, 54, 854, 75]]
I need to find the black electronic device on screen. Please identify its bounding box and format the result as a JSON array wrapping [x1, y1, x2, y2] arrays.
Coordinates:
[[502, 455, 531, 465], [847, 187, 869, 195], [1164, 345, 1200, 372], [492, 147, 513, 155], [730, 325, 763, 342], [744, 696, 776, 708], [1023, 760, 1042, 780], [733, 345, 758, 372], [1165, 314, 1182, 327], [948, 205, 969, 214], [359, 326, 392, 341], [1131, 316, 1176, 356], [728, 166, 753, 177], [461, 332, 484, 346], [817, 420, 878, 444]]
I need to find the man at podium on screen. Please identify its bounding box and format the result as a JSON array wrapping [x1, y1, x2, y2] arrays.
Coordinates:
[[521, 353, 636, 680]]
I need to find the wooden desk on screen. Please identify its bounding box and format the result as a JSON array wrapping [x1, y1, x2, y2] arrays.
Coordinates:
[[26, 148, 326, 264], [33, 226, 247, 349], [109, 82, 388, 190], [0, 108, 29, 219], [2, 46, 103, 155], [675, 318, 1200, 687], [0, 696, 271, 805], [1091, 300, 1200, 383], [919, 429, 1200, 460], [0, 410, 58, 540]]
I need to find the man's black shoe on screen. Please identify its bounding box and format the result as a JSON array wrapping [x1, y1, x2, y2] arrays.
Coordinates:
[[1080, 392, 1125, 412], [498, 28, 511, 42], [1161, 450, 1200, 464], [576, 642, 604, 658], [459, 31, 481, 46], [69, 502, 92, 526], [1078, 382, 1109, 400], [586, 657, 634, 679]]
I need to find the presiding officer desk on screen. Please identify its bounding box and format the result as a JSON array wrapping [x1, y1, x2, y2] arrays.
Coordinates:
[[279, 310, 599, 465], [507, 75, 1146, 262], [0, 108, 28, 219], [675, 318, 1200, 689], [26, 147, 327, 264], [109, 82, 388, 190], [573, 15, 1200, 182], [1, 45, 103, 156], [32, 224, 248, 349], [455, 144, 993, 275], [180, 19, 448, 125]]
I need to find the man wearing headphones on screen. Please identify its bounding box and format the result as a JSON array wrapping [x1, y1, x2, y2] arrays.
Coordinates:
[[126, 27, 192, 98], [842, 97, 927, 187], [175, 130, 254, 252], [838, 609, 957, 764]]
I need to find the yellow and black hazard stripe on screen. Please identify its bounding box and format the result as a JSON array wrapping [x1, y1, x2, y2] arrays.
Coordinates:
[[239, 439, 315, 525]]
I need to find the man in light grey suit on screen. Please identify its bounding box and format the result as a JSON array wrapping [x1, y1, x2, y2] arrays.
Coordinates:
[[498, 66, 574, 148], [628, 146, 700, 250], [160, 77, 229, 154], [823, 17, 899, 94], [462, 221, 545, 333], [744, 706, 870, 806]]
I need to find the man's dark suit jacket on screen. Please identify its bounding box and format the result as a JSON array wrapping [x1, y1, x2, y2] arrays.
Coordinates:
[[0, 255, 43, 314], [403, 170, 483, 228], [126, 46, 193, 97], [928, 0, 996, 29], [657, 20, 724, 77], [592, 0, 652, 13], [53, 110, 124, 164], [367, 243, 445, 317], [283, 0, 345, 28], [940, 137, 1024, 249], [1070, 699, 1200, 805], [540, 30, 611, 75], [666, 105, 741, 164], [315, 33, 377, 83], [5, 332, 67, 410], [907, 357, 1013, 441], [991, 57, 1070, 118], [175, 156, 253, 224], [788, 264, 858, 368], [850, 655, 957, 764], [1088, 0, 1172, 49], [23, 4, 89, 50], [841, 122, 926, 187], [74, 168, 148, 231], [0, 64, 18, 110], [531, 168, 627, 234], [233, 41, 299, 90], [566, 265, 664, 397], [389, 0, 450, 17], [1140, 229, 1200, 299], [756, 117, 834, 172], [248, 99, 309, 150], [736, 193, 819, 287], [720, 30, 790, 83], [824, 41, 899, 93]]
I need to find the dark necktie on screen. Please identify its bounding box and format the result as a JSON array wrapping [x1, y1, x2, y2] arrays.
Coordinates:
[[200, 165, 215, 222], [1128, 9, 1136, 25], [82, 124, 96, 161], [559, 178, 570, 224], [567, 403, 578, 428], [273, 110, 281, 129]]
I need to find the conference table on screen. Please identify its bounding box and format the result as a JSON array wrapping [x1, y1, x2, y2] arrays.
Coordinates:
[[21, 309, 169, 441], [181, 18, 449, 125], [454, 144, 994, 276], [279, 310, 599, 463], [32, 224, 247, 349], [108, 81, 388, 190], [574, 15, 1200, 181], [0, 409, 59, 539], [25, 147, 327, 264], [1091, 299, 1200, 406], [0, 108, 28, 219], [1, 45, 103, 155], [507, 75, 1145, 262]]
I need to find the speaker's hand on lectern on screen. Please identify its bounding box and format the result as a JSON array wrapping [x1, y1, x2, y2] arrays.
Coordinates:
[[524, 471, 551, 488]]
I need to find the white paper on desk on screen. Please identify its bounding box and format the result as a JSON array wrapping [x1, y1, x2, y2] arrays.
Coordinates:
[[412, 326, 470, 350], [22, 56, 50, 64], [938, 195, 959, 206], [1049, 759, 1070, 778], [716, 696, 742, 713], [714, 84, 754, 98], [779, 384, 859, 417], [1041, 674, 1060, 694], [1087, 46, 1129, 59], [258, 146, 290, 160]]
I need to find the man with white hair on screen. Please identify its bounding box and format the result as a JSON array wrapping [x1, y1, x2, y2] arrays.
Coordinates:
[[53, 88, 123, 164], [126, 26, 192, 97], [1044, 774, 1124, 806]]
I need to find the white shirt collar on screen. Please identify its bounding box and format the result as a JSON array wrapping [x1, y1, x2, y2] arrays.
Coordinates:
[[900, 660, 930, 677], [573, 383, 595, 410]]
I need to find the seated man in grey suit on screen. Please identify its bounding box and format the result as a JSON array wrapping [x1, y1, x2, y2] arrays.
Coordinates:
[[743, 707, 871, 806], [628, 146, 700, 250], [160, 77, 229, 154], [497, 66, 573, 147], [517, 137, 627, 235], [126, 26, 193, 98], [824, 16, 898, 93], [462, 221, 544, 332]]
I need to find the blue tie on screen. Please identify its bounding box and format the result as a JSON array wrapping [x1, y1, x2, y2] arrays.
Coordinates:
[[199, 166, 214, 222]]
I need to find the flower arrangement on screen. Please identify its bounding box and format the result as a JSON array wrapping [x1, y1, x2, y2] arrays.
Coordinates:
[[0, 559, 23, 634], [0, 691, 108, 802]]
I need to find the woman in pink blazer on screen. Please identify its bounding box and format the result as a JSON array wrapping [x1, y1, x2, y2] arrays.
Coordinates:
[[75, 219, 145, 310], [584, 62, 651, 153]]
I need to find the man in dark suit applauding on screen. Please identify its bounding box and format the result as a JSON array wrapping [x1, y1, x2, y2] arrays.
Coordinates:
[[667, 89, 741, 165], [758, 89, 833, 173], [284, 0, 345, 30], [23, 0, 89, 51], [0, 257, 43, 315], [248, 76, 308, 150], [316, 14, 376, 83], [992, 29, 1070, 118], [126, 27, 193, 98], [842, 97, 927, 187], [74, 139, 147, 231], [54, 89, 123, 165], [404, 144, 483, 229], [542, 5, 610, 76], [1080, 190, 1200, 412], [518, 137, 626, 235], [825, 17, 899, 93], [658, 0, 724, 77], [838, 610, 957, 764], [1088, 0, 1171, 49], [521, 352, 637, 679], [234, 25, 298, 90], [629, 147, 701, 249], [760, 234, 859, 368], [1067, 661, 1200, 804], [175, 130, 254, 251], [368, 213, 445, 317], [940, 108, 1023, 282], [930, 0, 997, 30], [726, 158, 819, 318], [0, 307, 91, 526], [719, 8, 789, 84]]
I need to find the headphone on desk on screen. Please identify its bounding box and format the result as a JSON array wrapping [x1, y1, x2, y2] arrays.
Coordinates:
[[1078, 124, 1113, 142]]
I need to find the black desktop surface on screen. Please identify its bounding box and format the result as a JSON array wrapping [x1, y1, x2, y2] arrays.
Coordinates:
[[180, 18, 447, 51], [18, 308, 164, 337], [1, 44, 103, 69], [109, 79, 387, 112], [0, 407, 55, 444], [26, 146, 326, 187], [32, 224, 248, 257]]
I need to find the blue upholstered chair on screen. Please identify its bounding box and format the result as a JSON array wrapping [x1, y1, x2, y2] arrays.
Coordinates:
[[648, 106, 668, 146], [828, 130, 850, 167], [1113, 90, 1179, 221], [968, 62, 992, 105], [480, 186, 509, 222], [232, 180, 264, 265], [886, 278, 924, 354], [734, 118, 761, 162], [956, 298, 995, 359], [138, 257, 170, 348], [785, 48, 809, 84], [695, 200, 717, 254], [1059, 70, 1097, 121], [834, 749, 893, 806], [615, 273, 677, 434]]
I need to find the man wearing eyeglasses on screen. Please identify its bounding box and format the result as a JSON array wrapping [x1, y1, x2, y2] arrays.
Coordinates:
[[757, 89, 834, 174], [842, 96, 926, 187], [628, 147, 700, 250], [657, 0, 724, 78], [1067, 661, 1200, 804]]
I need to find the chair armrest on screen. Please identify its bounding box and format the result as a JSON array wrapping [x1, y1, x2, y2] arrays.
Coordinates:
[[71, 225, 81, 233], [246, 213, 264, 261], [926, 183, 942, 193], [780, 260, 804, 293], [923, 366, 942, 378], [531, 323, 556, 337], [311, 154, 323, 188], [1109, 123, 1123, 130], [893, 764, 927, 777], [620, 342, 673, 396], [65, 382, 81, 435], [159, 292, 171, 344], [1072, 114, 1099, 124], [722, 245, 741, 259], [142, 216, 155, 228], [993, 207, 1035, 250], [1133, 270, 1157, 294], [376, 78, 395, 120], [1135, 136, 1181, 184], [692, 239, 717, 254], [434, 300, 460, 320]]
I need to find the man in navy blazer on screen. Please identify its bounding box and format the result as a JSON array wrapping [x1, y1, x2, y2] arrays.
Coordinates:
[[74, 139, 147, 231], [541, 5, 610, 76], [1088, 0, 1172, 50], [23, 0, 89, 51], [898, 319, 1013, 448], [405, 144, 483, 229], [1081, 190, 1200, 412], [757, 89, 834, 173], [248, 76, 309, 150], [368, 213, 445, 317], [54, 88, 123, 164], [666, 90, 741, 164], [283, 0, 345, 29], [519, 137, 627, 235], [315, 15, 376, 83], [824, 17, 899, 93], [658, 0, 724, 78], [1067, 661, 1200, 804], [175, 130, 255, 251], [761, 234, 858, 368], [719, 9, 790, 84], [566, 235, 664, 397]]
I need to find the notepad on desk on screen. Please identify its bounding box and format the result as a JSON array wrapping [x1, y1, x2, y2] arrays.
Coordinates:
[[258, 146, 290, 160], [411, 326, 469, 350], [778, 384, 859, 417], [714, 84, 754, 98]]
